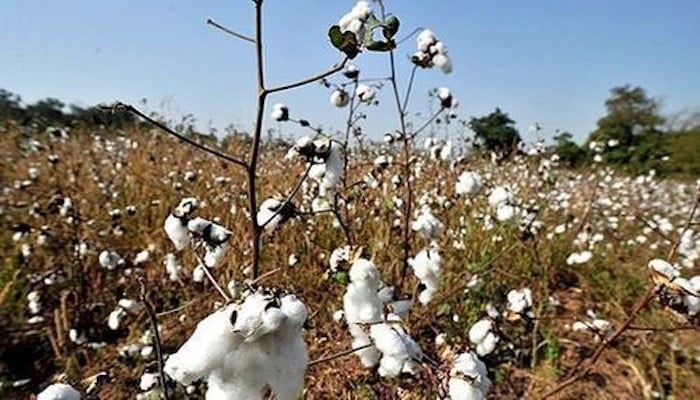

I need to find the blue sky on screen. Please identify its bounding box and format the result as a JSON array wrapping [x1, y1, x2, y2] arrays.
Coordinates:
[[1, 0, 699, 142]]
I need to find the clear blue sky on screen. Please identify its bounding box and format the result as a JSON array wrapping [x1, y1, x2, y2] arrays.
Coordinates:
[[1, 0, 699, 142]]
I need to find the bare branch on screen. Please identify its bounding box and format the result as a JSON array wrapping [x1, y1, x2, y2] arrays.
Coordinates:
[[101, 103, 248, 169], [308, 344, 373, 367], [192, 252, 231, 303], [206, 18, 255, 43], [266, 58, 349, 94]]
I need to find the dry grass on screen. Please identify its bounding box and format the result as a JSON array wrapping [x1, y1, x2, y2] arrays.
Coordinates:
[[0, 121, 698, 399]]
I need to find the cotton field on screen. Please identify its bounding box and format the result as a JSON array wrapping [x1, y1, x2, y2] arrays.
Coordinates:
[[1, 1, 700, 399]]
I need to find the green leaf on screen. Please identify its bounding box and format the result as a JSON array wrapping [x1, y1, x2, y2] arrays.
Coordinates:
[[328, 25, 360, 59], [332, 271, 349, 285], [365, 38, 395, 52], [436, 302, 452, 317], [381, 15, 400, 40]]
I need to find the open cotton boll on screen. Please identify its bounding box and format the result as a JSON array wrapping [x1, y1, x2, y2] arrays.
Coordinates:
[[369, 321, 422, 377], [648, 258, 680, 280], [506, 288, 533, 314], [456, 171, 482, 197], [355, 84, 375, 103], [166, 291, 308, 400], [469, 319, 499, 356], [270, 103, 289, 122], [488, 186, 513, 209], [257, 198, 296, 230], [98, 250, 124, 270], [108, 307, 127, 330], [164, 214, 189, 251], [566, 250, 593, 265], [411, 206, 445, 239], [316, 142, 345, 196], [37, 383, 81, 400], [496, 203, 519, 222], [449, 351, 491, 400], [330, 89, 350, 107], [163, 253, 182, 282], [409, 246, 442, 304]]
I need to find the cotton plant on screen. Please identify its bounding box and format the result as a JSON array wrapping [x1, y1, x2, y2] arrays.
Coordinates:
[[165, 288, 309, 400]]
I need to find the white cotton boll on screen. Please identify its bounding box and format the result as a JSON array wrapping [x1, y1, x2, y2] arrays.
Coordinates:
[[319, 143, 345, 196], [417, 287, 438, 305], [164, 214, 189, 251], [329, 246, 351, 272], [475, 332, 499, 357], [456, 171, 482, 197], [108, 307, 127, 330], [496, 203, 518, 222], [449, 351, 491, 400], [166, 292, 308, 400], [432, 53, 453, 74], [416, 29, 436, 52], [330, 89, 350, 107], [192, 264, 206, 283], [507, 288, 532, 314], [270, 103, 289, 122], [118, 298, 141, 313], [377, 286, 395, 303], [566, 250, 593, 265], [204, 243, 228, 268], [369, 322, 422, 378], [409, 246, 442, 305], [648, 258, 680, 279], [133, 249, 150, 265], [348, 258, 380, 287], [356, 84, 375, 103], [98, 250, 124, 270], [350, 328, 381, 367], [139, 372, 158, 391], [36, 383, 81, 400], [411, 206, 445, 239], [488, 186, 512, 209], [288, 254, 299, 267], [332, 310, 345, 322], [468, 319, 493, 345], [163, 253, 182, 282], [257, 198, 284, 230]]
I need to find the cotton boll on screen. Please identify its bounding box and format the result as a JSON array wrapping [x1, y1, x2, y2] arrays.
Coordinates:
[[496, 203, 518, 222], [98, 250, 124, 270], [468, 319, 493, 344], [432, 53, 453, 74], [507, 288, 532, 314], [411, 206, 445, 239], [455, 171, 482, 197], [449, 351, 491, 400], [488, 186, 512, 209], [566, 250, 593, 265], [270, 103, 289, 122], [648, 258, 680, 280], [139, 372, 159, 391], [164, 214, 189, 251], [36, 383, 81, 400], [133, 249, 150, 265], [330, 89, 350, 107], [356, 84, 375, 103], [163, 253, 182, 282], [108, 307, 127, 330]]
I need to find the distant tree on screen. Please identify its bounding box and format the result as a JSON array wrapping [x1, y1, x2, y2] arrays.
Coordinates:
[[25, 97, 68, 126], [0, 89, 25, 121], [469, 108, 521, 156], [552, 131, 586, 167], [587, 85, 666, 169]]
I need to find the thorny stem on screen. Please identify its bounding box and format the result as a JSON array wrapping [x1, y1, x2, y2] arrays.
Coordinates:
[[206, 18, 255, 43], [307, 344, 373, 367], [102, 103, 249, 169], [138, 278, 170, 400]]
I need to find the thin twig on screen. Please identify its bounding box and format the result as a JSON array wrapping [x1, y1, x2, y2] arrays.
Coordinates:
[[412, 107, 446, 137], [192, 252, 231, 303], [138, 277, 170, 400], [266, 58, 349, 94], [260, 163, 312, 229], [308, 344, 373, 367], [206, 18, 255, 43], [101, 103, 248, 169]]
